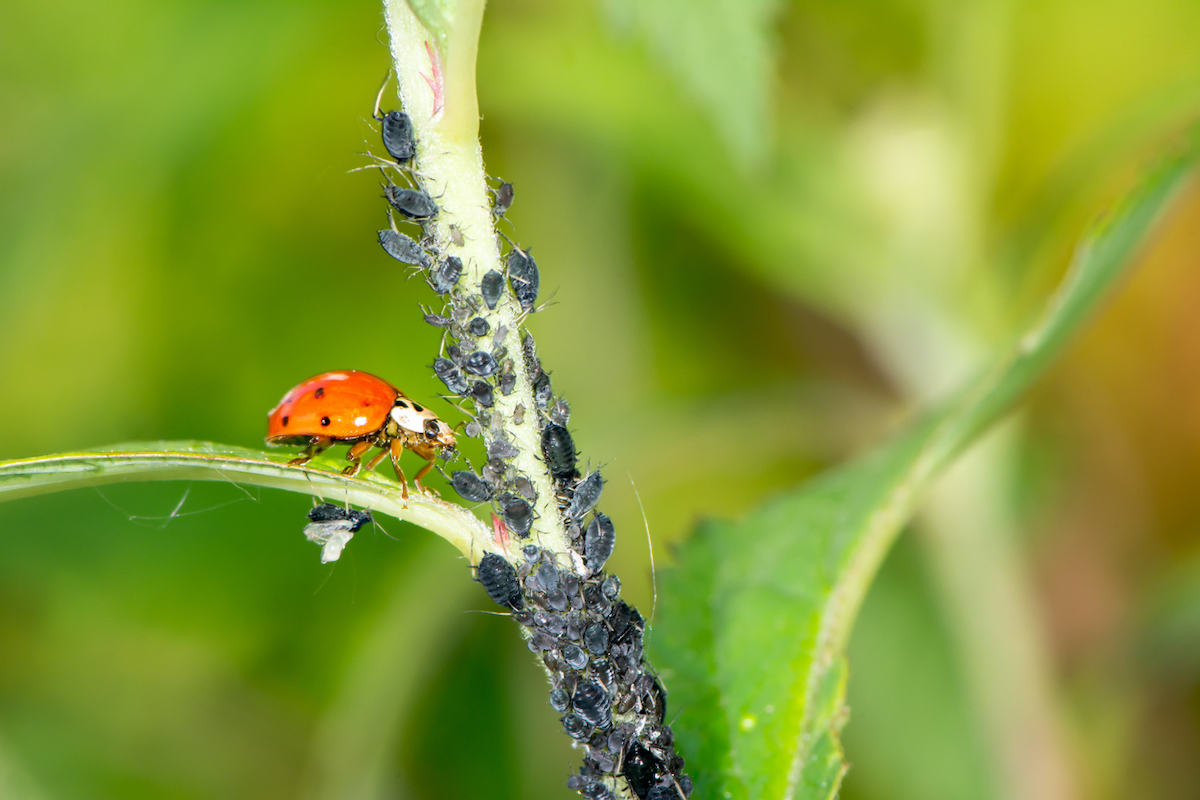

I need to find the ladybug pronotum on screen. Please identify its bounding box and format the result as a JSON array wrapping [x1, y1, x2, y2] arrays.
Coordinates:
[[266, 370, 456, 498]]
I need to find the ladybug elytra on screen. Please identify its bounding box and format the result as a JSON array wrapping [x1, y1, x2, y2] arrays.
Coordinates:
[[266, 370, 456, 498]]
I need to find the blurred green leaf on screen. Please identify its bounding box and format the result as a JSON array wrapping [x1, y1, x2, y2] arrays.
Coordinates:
[[601, 0, 781, 167], [650, 130, 1199, 800]]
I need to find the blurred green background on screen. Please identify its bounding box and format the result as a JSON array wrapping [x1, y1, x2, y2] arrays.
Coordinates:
[[2, 0, 1200, 798]]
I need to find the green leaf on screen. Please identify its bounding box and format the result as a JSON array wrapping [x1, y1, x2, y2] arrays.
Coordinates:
[[601, 0, 781, 167], [0, 441, 488, 559], [406, 0, 452, 56], [649, 131, 1200, 800]]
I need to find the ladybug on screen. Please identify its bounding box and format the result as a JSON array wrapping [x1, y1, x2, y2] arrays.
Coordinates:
[[266, 370, 456, 498]]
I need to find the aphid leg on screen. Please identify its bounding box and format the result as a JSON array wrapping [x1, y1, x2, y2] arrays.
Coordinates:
[[388, 438, 410, 500], [342, 439, 374, 477], [290, 436, 333, 466]]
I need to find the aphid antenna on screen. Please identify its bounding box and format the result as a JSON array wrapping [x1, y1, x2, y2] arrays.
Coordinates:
[[371, 69, 393, 122], [629, 471, 657, 627]]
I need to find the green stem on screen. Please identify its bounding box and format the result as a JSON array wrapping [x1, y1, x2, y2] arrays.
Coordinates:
[[0, 443, 488, 558], [382, 0, 570, 559]]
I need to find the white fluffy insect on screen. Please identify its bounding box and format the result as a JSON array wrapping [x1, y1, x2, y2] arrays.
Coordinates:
[[303, 503, 373, 563]]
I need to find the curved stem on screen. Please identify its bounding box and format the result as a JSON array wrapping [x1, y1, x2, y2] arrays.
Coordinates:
[[0, 443, 488, 558]]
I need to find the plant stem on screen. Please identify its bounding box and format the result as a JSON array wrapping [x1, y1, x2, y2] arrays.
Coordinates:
[[0, 444, 487, 558], [384, 0, 568, 560]]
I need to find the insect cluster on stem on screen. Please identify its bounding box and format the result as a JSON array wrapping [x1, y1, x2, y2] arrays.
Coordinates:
[[367, 76, 692, 800]]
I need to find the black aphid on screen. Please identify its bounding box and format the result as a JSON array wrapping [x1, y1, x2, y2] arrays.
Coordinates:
[[644, 787, 677, 800], [451, 471, 493, 502], [506, 247, 540, 311], [601, 575, 621, 600], [468, 316, 490, 337], [533, 372, 553, 407], [572, 681, 611, 728], [500, 492, 534, 538], [463, 350, 498, 377], [622, 743, 665, 800], [499, 372, 516, 396], [378, 227, 429, 267], [583, 623, 610, 655], [432, 357, 469, 394], [541, 423, 577, 480], [481, 269, 503, 309], [549, 687, 571, 712], [379, 110, 415, 162], [562, 644, 588, 670], [609, 602, 633, 641], [423, 311, 452, 328], [536, 562, 560, 592], [547, 588, 570, 611], [521, 331, 541, 374], [591, 658, 616, 690], [642, 676, 667, 724], [550, 397, 571, 426], [493, 181, 515, 217], [475, 553, 523, 610], [568, 472, 604, 520], [469, 380, 495, 407], [562, 713, 591, 739], [384, 184, 437, 219], [307, 503, 373, 532], [585, 512, 616, 572], [429, 256, 462, 294], [514, 475, 536, 501], [488, 438, 519, 459]]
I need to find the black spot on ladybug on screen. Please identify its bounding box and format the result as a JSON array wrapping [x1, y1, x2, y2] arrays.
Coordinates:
[[397, 400, 409, 408], [320, 417, 331, 427], [314, 387, 325, 399], [412, 402, 424, 412], [281, 416, 289, 427]]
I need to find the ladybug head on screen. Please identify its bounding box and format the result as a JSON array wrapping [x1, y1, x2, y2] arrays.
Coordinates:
[[424, 418, 457, 449]]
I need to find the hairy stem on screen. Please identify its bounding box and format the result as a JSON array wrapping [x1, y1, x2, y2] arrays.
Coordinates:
[[0, 443, 487, 557], [384, 0, 568, 559]]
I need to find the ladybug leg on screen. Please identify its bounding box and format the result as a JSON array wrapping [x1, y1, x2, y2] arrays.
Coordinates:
[[413, 458, 440, 497], [290, 436, 333, 466], [342, 440, 374, 477], [388, 438, 410, 501], [364, 448, 390, 472]]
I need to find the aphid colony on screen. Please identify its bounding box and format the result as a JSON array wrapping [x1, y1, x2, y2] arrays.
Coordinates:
[[350, 82, 689, 800], [475, 544, 690, 800]]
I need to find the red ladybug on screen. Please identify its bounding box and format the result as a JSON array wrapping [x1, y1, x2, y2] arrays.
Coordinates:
[[266, 370, 456, 498]]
